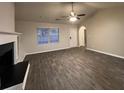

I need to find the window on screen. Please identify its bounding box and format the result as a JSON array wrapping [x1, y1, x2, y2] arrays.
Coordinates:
[[37, 28, 59, 44], [37, 28, 49, 44], [49, 28, 59, 43]]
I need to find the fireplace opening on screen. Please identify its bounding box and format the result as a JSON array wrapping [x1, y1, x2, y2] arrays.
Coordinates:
[[0, 42, 14, 76], [0, 42, 29, 90]]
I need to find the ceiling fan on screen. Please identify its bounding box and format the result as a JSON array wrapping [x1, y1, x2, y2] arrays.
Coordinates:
[[56, 2, 86, 22]]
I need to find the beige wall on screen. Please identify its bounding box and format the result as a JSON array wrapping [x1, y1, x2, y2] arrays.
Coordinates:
[[0, 3, 18, 63], [16, 21, 78, 61], [80, 7, 124, 57], [0, 3, 15, 32]]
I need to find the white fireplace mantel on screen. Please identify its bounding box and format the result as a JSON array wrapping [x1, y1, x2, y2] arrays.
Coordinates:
[[0, 31, 22, 35], [0, 31, 22, 64]]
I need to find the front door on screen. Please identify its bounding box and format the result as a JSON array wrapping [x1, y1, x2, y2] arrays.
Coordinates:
[[69, 28, 77, 48]]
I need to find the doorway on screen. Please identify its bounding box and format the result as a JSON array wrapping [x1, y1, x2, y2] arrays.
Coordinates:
[[78, 26, 86, 47]]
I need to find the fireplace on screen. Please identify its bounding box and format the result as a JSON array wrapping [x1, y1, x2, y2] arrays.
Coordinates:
[[0, 32, 29, 90], [0, 42, 14, 76], [0, 42, 29, 90]]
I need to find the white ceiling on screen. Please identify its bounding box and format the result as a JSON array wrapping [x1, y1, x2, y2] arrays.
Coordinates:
[[15, 2, 124, 25]]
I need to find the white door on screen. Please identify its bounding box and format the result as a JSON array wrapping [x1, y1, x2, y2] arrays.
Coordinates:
[[79, 26, 86, 47], [69, 27, 77, 48]]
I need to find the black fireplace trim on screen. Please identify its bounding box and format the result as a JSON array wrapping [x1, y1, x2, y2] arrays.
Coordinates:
[[0, 42, 15, 75]]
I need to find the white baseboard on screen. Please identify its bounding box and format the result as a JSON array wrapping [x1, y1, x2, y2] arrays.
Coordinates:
[[17, 46, 78, 63], [17, 54, 27, 63], [86, 48, 124, 59], [26, 47, 71, 56], [22, 63, 30, 90]]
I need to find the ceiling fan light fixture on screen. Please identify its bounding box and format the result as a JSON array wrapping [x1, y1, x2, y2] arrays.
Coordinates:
[[55, 2, 85, 23], [71, 11, 75, 16], [69, 16, 77, 22]]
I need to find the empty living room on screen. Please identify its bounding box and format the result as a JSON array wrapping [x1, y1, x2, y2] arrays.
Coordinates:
[[0, 0, 124, 92]]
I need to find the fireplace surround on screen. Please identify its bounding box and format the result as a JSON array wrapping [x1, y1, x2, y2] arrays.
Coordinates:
[[0, 32, 29, 90], [0, 42, 14, 75], [0, 41, 29, 90]]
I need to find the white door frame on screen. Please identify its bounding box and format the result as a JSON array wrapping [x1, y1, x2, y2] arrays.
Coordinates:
[[78, 26, 86, 47]]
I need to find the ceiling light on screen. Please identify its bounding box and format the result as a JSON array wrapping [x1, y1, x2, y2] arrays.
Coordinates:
[[71, 11, 75, 16], [69, 16, 77, 22]]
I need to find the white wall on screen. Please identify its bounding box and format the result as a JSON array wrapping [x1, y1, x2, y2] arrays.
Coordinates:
[[80, 7, 124, 58], [16, 21, 78, 61], [0, 3, 15, 32]]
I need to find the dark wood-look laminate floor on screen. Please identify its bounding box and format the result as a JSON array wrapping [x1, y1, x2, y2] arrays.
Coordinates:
[[24, 47, 124, 90]]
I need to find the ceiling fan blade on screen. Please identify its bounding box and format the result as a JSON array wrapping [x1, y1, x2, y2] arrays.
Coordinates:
[[77, 14, 86, 16], [61, 16, 68, 18], [56, 18, 63, 20], [77, 17, 80, 20], [56, 16, 68, 20]]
